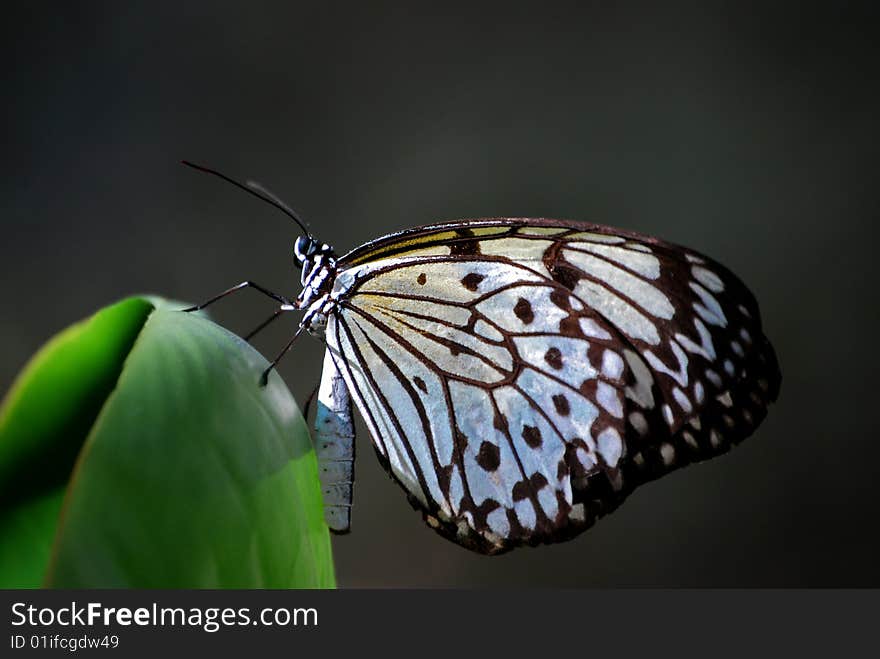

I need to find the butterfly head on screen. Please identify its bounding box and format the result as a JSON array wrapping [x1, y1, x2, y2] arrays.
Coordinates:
[[180, 160, 339, 321], [294, 236, 334, 280]]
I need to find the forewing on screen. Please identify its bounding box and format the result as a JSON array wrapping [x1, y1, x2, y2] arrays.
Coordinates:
[[328, 219, 780, 553]]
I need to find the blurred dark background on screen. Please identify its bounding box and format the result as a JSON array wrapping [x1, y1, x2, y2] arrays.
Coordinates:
[[2, 2, 878, 586]]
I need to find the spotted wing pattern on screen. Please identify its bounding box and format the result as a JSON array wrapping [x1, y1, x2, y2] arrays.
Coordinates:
[[324, 219, 780, 554]]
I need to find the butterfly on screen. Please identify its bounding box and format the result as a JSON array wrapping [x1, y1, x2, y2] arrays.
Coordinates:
[[184, 163, 781, 555]]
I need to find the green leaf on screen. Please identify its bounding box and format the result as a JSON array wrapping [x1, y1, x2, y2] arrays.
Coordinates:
[[0, 297, 152, 588], [0, 488, 67, 588], [0, 298, 334, 588]]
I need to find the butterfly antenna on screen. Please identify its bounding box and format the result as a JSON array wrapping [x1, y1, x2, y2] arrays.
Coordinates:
[[245, 179, 306, 226], [181, 160, 312, 238]]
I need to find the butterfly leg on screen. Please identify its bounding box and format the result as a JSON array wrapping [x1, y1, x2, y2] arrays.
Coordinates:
[[181, 280, 292, 312], [259, 324, 306, 386], [243, 307, 294, 342]]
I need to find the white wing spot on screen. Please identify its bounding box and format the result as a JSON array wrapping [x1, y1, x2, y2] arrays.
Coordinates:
[[660, 443, 676, 465], [579, 318, 612, 340], [628, 411, 648, 436], [448, 465, 464, 513], [597, 381, 623, 418], [706, 369, 723, 388], [536, 485, 559, 520], [597, 427, 623, 467], [662, 404, 675, 426], [514, 499, 537, 530], [625, 242, 653, 253], [692, 265, 725, 293], [601, 350, 624, 379], [486, 506, 511, 537], [673, 387, 693, 413], [576, 446, 597, 472]]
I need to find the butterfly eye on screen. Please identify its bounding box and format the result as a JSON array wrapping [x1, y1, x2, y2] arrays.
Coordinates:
[[295, 236, 319, 266]]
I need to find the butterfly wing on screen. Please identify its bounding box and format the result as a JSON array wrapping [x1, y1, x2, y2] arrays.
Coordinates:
[[325, 218, 780, 554]]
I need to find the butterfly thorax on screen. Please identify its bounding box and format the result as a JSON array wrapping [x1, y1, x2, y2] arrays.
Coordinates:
[[293, 235, 338, 337]]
